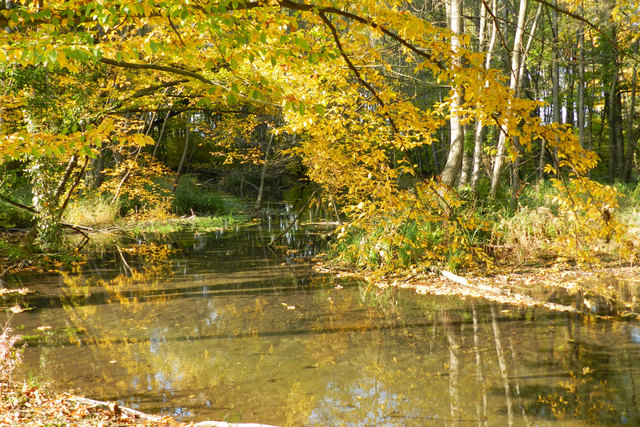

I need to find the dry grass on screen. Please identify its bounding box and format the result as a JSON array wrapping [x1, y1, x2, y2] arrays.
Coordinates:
[[63, 196, 119, 228], [491, 206, 562, 264]]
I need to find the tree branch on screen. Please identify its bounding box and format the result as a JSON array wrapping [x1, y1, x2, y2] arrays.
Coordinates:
[[132, 79, 189, 99], [318, 12, 399, 134], [530, 0, 616, 49], [278, 0, 445, 69], [0, 194, 35, 213], [100, 57, 223, 87]]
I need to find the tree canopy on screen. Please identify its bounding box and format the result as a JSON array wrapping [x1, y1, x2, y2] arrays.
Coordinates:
[[1, 0, 638, 266]]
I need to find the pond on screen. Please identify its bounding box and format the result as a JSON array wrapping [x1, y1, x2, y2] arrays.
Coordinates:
[[9, 215, 640, 425]]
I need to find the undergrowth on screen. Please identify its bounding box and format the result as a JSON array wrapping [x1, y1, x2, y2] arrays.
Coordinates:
[[172, 175, 242, 216], [330, 179, 638, 272]]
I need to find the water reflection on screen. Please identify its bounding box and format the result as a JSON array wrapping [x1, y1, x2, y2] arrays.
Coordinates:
[[10, 221, 640, 425]]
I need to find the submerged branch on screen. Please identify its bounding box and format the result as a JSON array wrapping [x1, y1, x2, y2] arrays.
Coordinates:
[[268, 189, 318, 247]]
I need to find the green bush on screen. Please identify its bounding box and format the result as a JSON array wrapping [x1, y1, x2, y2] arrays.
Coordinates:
[[172, 176, 241, 215], [0, 184, 34, 229]]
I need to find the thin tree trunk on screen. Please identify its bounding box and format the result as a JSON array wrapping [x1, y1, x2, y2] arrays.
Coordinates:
[[510, 2, 540, 204], [511, 139, 520, 209], [566, 63, 575, 127], [539, 0, 561, 180], [254, 132, 274, 210], [577, 17, 586, 147], [517, 3, 542, 89], [152, 111, 171, 160], [624, 40, 639, 180], [471, 0, 498, 191], [173, 121, 190, 192], [459, 124, 471, 186], [490, 0, 528, 198], [608, 64, 624, 181], [551, 1, 561, 127], [431, 142, 441, 173], [441, 0, 464, 187]]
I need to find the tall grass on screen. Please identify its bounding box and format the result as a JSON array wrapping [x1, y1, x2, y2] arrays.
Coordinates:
[[172, 175, 242, 215], [63, 193, 119, 227]]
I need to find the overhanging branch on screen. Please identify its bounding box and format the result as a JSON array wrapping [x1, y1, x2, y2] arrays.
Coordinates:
[[319, 12, 399, 134]]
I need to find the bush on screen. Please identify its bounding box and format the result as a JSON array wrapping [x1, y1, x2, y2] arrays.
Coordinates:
[[172, 176, 241, 215], [0, 184, 34, 229]]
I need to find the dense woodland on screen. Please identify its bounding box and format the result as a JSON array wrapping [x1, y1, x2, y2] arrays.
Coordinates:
[[1, 0, 640, 270]]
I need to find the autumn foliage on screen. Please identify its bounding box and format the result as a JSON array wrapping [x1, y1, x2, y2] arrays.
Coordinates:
[[0, 0, 636, 267]]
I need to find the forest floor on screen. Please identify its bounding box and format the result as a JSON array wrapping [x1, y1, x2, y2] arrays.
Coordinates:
[[0, 378, 177, 426]]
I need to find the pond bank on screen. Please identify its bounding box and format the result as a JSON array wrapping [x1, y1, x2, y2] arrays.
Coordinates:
[[316, 262, 640, 320], [0, 376, 277, 426]]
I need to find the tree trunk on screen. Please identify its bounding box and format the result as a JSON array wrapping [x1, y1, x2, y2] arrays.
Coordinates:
[[459, 124, 471, 186], [608, 63, 624, 181], [624, 40, 639, 181], [441, 0, 464, 187], [254, 132, 274, 210], [566, 63, 575, 127], [490, 0, 528, 198], [551, 1, 561, 126], [173, 121, 190, 192], [539, 0, 561, 180], [471, 0, 498, 191], [577, 17, 586, 147]]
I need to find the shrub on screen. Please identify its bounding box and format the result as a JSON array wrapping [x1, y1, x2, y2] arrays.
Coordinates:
[[173, 176, 241, 215]]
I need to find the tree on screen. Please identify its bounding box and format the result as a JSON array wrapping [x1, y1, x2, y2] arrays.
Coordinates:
[[0, 0, 632, 264], [441, 0, 465, 187]]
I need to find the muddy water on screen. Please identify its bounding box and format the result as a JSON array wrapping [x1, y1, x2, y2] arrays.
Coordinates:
[[9, 218, 640, 425]]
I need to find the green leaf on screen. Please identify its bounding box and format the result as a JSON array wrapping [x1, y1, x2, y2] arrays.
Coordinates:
[[227, 91, 237, 105]]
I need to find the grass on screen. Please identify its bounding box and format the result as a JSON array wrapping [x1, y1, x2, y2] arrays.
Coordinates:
[[62, 193, 119, 228], [125, 213, 252, 234], [172, 175, 242, 216], [330, 178, 640, 272]]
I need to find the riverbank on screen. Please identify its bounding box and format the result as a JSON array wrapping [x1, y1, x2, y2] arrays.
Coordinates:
[[0, 378, 175, 426], [315, 261, 640, 319]]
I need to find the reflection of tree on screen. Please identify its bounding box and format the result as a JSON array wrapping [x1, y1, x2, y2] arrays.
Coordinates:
[[19, 253, 640, 425], [443, 312, 460, 425], [472, 305, 488, 426], [491, 306, 513, 426], [524, 315, 639, 424]]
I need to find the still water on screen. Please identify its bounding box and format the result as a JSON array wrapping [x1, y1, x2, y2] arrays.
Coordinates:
[[9, 217, 640, 425]]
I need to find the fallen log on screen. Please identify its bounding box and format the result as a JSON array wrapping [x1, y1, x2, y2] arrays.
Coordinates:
[[436, 268, 578, 313], [68, 396, 278, 427]]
